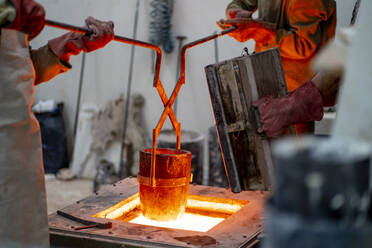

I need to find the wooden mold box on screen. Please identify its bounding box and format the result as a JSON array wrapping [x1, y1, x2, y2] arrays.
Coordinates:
[[205, 47, 294, 193], [49, 178, 267, 248]]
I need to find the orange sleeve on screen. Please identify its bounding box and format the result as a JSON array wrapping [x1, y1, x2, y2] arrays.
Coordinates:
[[276, 0, 336, 59], [30, 45, 71, 85]]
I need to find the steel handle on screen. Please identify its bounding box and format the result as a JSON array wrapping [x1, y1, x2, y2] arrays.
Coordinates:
[[45, 19, 162, 87]]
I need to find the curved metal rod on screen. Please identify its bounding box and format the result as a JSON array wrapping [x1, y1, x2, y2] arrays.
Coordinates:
[[45, 19, 162, 87], [45, 19, 176, 187], [150, 26, 237, 186], [180, 27, 237, 83], [151, 26, 238, 140], [45, 19, 236, 187]]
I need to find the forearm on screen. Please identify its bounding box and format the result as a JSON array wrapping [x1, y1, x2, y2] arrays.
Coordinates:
[[30, 45, 71, 85], [226, 0, 257, 12], [312, 72, 340, 107], [0, 0, 16, 26], [312, 72, 340, 98]]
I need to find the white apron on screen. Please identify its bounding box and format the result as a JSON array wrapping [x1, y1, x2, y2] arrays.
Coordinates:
[[0, 29, 49, 248]]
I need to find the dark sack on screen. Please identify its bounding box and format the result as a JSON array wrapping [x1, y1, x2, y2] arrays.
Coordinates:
[[35, 103, 69, 174]]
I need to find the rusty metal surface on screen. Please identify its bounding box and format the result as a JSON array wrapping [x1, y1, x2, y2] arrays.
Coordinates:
[[139, 148, 192, 221], [49, 178, 267, 248], [157, 130, 205, 185]]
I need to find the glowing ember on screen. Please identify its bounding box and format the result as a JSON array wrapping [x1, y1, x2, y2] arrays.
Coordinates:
[[129, 213, 224, 232]]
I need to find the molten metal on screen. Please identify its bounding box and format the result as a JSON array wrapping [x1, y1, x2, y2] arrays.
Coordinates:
[[129, 213, 224, 232]]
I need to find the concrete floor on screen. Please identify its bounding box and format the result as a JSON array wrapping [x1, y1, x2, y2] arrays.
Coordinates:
[[45, 175, 93, 214]]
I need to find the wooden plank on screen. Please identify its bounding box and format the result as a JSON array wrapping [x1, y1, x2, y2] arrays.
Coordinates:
[[49, 178, 267, 248], [205, 47, 294, 191], [205, 65, 242, 193]]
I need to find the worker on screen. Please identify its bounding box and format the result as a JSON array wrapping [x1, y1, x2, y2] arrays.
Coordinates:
[[222, 0, 337, 134], [0, 0, 114, 247]]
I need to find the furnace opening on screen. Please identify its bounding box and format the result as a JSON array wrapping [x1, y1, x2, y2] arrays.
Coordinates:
[[94, 193, 249, 232]]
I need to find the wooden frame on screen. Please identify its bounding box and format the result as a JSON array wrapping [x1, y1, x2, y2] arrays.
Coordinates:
[[205, 48, 293, 192]]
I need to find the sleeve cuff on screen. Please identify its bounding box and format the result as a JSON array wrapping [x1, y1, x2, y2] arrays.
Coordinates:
[[30, 45, 72, 85]]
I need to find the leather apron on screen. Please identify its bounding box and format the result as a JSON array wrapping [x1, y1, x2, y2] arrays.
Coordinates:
[[0, 29, 49, 248]]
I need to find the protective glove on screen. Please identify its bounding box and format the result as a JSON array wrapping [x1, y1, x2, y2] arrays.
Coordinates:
[[218, 18, 275, 44], [226, 8, 253, 20], [5, 0, 45, 39], [48, 17, 114, 63], [253, 80, 324, 138]]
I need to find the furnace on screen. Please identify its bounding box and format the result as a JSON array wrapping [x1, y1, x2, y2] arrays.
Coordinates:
[[49, 178, 267, 248]]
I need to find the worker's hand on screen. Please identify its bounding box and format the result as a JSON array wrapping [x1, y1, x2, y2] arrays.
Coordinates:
[[82, 17, 115, 52], [226, 8, 252, 20], [48, 17, 114, 63], [6, 0, 46, 39], [253, 80, 324, 138], [253, 95, 290, 137], [218, 19, 276, 44]]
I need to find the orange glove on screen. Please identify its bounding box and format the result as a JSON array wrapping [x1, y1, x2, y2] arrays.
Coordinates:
[[48, 17, 114, 63], [6, 0, 45, 39], [218, 19, 276, 44]]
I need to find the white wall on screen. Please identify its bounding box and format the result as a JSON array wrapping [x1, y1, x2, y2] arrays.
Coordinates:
[[336, 0, 357, 29], [31, 0, 355, 158]]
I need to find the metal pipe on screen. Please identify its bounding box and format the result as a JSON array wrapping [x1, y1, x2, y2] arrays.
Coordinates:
[[213, 31, 220, 63], [119, 0, 141, 179], [174, 36, 187, 118], [73, 52, 86, 139], [351, 0, 361, 25]]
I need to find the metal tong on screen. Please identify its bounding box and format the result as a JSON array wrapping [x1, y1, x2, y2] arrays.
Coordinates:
[[45, 19, 236, 187]]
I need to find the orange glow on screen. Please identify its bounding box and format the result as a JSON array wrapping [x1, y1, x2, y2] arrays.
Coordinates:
[[94, 193, 249, 232], [129, 213, 224, 232], [94, 193, 140, 219], [187, 195, 247, 214]]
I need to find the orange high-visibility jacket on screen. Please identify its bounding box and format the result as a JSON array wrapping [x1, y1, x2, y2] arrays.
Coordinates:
[[227, 0, 337, 92]]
